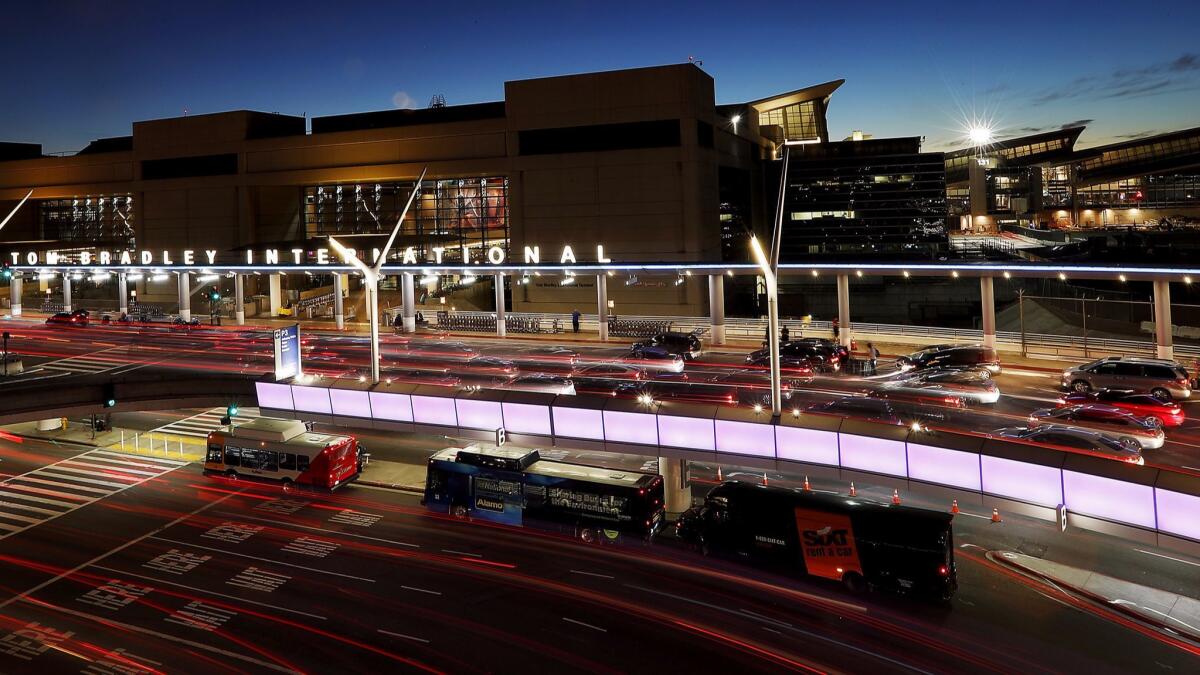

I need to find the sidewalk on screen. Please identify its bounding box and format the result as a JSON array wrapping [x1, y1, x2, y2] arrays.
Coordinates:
[[991, 550, 1200, 642], [357, 459, 426, 493], [4, 420, 206, 462]]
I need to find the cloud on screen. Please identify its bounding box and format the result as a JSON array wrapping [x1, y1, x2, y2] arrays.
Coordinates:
[[391, 90, 417, 109], [1009, 119, 1094, 135], [1059, 119, 1093, 129], [1029, 52, 1200, 105]]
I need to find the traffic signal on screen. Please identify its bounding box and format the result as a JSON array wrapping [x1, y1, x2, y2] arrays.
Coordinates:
[[221, 403, 238, 425], [102, 383, 116, 409], [209, 286, 220, 302], [0, 265, 11, 281]]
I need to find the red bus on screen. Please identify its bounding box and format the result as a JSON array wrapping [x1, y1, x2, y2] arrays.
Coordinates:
[[205, 418, 362, 490]]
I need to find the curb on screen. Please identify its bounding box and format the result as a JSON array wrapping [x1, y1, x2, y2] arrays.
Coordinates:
[[356, 480, 424, 495], [988, 551, 1200, 643]]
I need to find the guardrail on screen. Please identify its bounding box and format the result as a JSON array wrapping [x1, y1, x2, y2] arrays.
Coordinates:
[[259, 378, 1200, 556]]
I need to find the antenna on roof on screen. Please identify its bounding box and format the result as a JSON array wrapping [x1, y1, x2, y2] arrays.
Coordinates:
[[429, 94, 446, 108], [688, 55, 703, 66]]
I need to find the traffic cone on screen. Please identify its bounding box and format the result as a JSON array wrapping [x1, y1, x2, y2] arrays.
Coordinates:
[[762, 472, 769, 486], [803, 476, 812, 491], [716, 465, 723, 482], [951, 500, 960, 514], [849, 482, 857, 497], [892, 489, 901, 505], [991, 508, 1002, 523]]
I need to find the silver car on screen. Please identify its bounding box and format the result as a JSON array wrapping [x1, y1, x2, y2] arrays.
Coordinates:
[[1029, 404, 1165, 449], [1061, 356, 1191, 400]]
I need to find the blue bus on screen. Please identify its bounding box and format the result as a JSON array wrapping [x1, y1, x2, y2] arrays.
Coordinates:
[[423, 445, 665, 542]]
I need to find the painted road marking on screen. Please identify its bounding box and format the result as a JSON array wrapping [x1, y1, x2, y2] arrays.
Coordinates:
[[76, 580, 153, 612], [149, 535, 376, 583], [91, 564, 326, 620], [202, 522, 264, 544], [569, 570, 615, 580], [227, 567, 291, 593], [378, 629, 430, 644], [401, 585, 441, 596], [254, 498, 309, 515], [0, 450, 185, 540], [219, 511, 421, 550], [81, 648, 162, 675], [329, 509, 382, 527], [281, 537, 339, 558], [562, 617, 607, 633], [164, 600, 237, 631], [0, 621, 74, 662], [1134, 548, 1200, 568], [150, 407, 262, 439], [143, 549, 211, 576]]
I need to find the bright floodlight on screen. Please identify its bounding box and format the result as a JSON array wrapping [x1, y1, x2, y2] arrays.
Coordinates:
[[968, 125, 993, 146]]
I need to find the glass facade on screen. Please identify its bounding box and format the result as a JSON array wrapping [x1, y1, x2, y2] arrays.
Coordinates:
[[1077, 174, 1200, 209], [757, 100, 820, 141], [778, 144, 949, 259], [1078, 136, 1200, 173], [39, 195, 135, 247], [304, 177, 508, 262]]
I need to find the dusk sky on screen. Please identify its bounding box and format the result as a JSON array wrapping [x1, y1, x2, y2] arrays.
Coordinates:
[[3, 0, 1198, 154]]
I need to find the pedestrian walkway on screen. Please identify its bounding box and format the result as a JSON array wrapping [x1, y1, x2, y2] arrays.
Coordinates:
[[39, 352, 124, 375], [0, 449, 187, 539], [149, 406, 263, 439], [991, 550, 1200, 642]]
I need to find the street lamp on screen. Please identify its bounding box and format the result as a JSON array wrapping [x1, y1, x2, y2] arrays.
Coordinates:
[[329, 166, 427, 384], [750, 235, 781, 416], [0, 189, 33, 232]]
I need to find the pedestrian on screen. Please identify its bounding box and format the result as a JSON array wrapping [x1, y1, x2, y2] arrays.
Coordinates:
[[832, 318, 840, 341], [781, 323, 790, 343], [867, 341, 879, 375], [572, 308, 581, 333]]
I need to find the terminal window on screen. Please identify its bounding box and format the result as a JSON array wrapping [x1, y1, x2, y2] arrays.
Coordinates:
[[304, 177, 508, 263], [40, 195, 135, 247]]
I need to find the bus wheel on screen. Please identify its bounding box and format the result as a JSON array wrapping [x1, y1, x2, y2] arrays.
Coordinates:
[[281, 479, 294, 493], [579, 528, 597, 544], [842, 572, 867, 594], [450, 504, 469, 519], [225, 470, 238, 481]]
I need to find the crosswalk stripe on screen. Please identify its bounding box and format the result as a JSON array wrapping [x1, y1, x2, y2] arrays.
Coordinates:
[[1, 483, 92, 502], [0, 521, 23, 532], [75, 455, 174, 472], [0, 511, 41, 525], [60, 460, 159, 477], [0, 490, 77, 510], [89, 451, 186, 467], [36, 470, 134, 489], [14, 477, 111, 495], [0, 500, 63, 516]]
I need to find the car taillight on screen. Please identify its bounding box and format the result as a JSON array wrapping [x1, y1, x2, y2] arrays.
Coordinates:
[[938, 565, 949, 576]]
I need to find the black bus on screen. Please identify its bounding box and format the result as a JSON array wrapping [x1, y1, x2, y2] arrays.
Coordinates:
[[676, 481, 957, 600], [423, 445, 665, 542]]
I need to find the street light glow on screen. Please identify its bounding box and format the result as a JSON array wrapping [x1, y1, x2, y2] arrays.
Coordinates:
[[968, 125, 993, 146]]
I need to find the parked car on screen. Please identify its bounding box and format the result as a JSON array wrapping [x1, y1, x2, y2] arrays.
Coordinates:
[[788, 337, 850, 363], [992, 425, 1143, 464], [623, 345, 685, 373], [1060, 356, 1191, 400], [805, 396, 951, 428], [46, 312, 88, 327], [878, 369, 1001, 405], [615, 380, 740, 406], [1028, 404, 1165, 449], [1057, 389, 1185, 427], [502, 374, 576, 395], [746, 341, 838, 372], [632, 332, 703, 360], [896, 345, 1000, 376]]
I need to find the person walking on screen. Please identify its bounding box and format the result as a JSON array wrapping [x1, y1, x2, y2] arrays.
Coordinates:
[[781, 323, 790, 343], [571, 308, 581, 333], [832, 318, 840, 341], [867, 341, 880, 376]]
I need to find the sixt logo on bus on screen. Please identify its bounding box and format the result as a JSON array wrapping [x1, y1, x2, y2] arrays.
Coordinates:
[[802, 525, 850, 547], [475, 497, 505, 512]]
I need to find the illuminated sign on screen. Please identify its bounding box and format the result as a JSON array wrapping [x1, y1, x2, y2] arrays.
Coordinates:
[[273, 324, 302, 381], [4, 243, 615, 268]]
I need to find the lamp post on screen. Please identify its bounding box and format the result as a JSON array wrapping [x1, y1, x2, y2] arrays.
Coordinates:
[[329, 167, 426, 384], [750, 235, 781, 415], [0, 189, 33, 232]]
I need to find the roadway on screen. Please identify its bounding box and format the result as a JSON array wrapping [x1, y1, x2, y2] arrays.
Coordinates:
[[2, 317, 1200, 473], [0, 435, 1197, 673]]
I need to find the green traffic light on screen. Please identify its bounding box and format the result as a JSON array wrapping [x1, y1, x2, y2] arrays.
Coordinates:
[[227, 404, 239, 417]]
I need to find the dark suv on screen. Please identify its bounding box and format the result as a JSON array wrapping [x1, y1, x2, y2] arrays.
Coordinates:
[[632, 332, 702, 360], [897, 345, 1001, 377]]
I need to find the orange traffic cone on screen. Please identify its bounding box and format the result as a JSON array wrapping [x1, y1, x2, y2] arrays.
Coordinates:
[[762, 472, 769, 486], [849, 482, 857, 497], [951, 500, 960, 514], [716, 465, 723, 481], [803, 476, 812, 492], [892, 489, 901, 505], [991, 508, 1002, 523]]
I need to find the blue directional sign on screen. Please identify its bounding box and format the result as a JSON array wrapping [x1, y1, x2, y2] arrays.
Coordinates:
[[273, 323, 302, 381]]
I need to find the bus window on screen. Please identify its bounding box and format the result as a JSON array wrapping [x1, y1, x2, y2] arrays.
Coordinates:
[[207, 445, 223, 463], [279, 453, 296, 471], [261, 451, 279, 472], [224, 447, 241, 467], [297, 455, 310, 472]]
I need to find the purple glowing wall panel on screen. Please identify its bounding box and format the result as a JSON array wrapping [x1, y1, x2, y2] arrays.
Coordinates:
[[980, 456, 1062, 506], [775, 426, 839, 466], [455, 399, 504, 431], [906, 443, 981, 491], [290, 385, 332, 415], [603, 410, 659, 446], [1063, 470, 1156, 529], [715, 420, 775, 458], [1154, 488, 1200, 541], [552, 407, 604, 440], [501, 402, 552, 436], [329, 389, 372, 418], [839, 435, 907, 477], [656, 414, 715, 451], [255, 382, 295, 410], [367, 391, 413, 422], [411, 395, 458, 427]]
